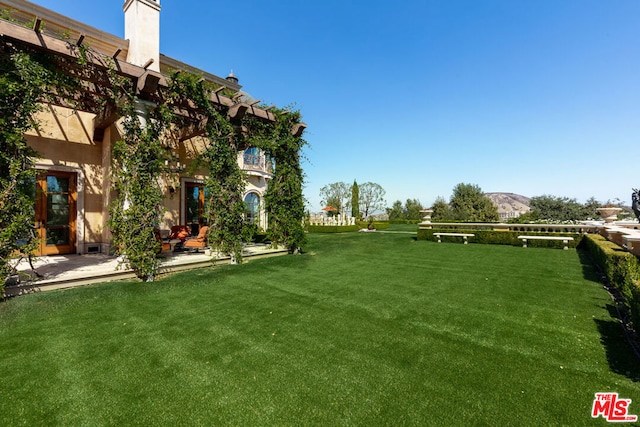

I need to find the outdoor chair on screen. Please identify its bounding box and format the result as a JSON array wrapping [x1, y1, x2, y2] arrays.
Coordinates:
[[184, 226, 209, 251], [169, 225, 191, 242], [154, 230, 172, 253]]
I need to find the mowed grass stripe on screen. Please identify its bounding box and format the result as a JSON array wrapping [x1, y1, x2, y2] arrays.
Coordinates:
[[0, 231, 638, 425]]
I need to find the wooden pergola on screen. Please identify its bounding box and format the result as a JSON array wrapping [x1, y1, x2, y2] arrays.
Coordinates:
[[0, 17, 306, 144]]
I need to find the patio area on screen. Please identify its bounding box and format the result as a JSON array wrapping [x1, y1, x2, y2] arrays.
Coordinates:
[[6, 243, 289, 297]]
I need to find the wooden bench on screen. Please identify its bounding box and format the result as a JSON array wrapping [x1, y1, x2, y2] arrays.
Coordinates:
[[518, 235, 574, 250], [433, 232, 475, 244]]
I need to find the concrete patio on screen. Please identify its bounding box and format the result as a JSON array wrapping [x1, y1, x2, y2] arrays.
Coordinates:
[[6, 243, 289, 297]]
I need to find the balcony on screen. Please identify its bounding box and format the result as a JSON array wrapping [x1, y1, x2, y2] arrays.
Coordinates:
[[240, 151, 274, 177]]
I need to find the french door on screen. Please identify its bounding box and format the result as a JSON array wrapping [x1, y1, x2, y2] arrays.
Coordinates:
[[184, 182, 207, 236], [35, 171, 77, 255]]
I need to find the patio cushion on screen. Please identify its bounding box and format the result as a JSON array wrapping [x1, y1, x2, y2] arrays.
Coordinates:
[[170, 225, 191, 242], [184, 226, 209, 249]]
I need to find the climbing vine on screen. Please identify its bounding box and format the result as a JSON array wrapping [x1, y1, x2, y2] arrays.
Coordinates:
[[167, 73, 252, 262], [0, 26, 307, 290], [244, 111, 307, 253], [71, 43, 176, 282], [108, 97, 174, 281], [269, 115, 307, 253], [0, 44, 80, 295], [165, 73, 308, 260]]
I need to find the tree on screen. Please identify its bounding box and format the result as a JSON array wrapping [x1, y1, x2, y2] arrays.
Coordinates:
[[449, 183, 499, 222], [386, 199, 423, 221], [405, 198, 424, 221], [359, 182, 386, 217], [530, 195, 570, 221], [431, 196, 451, 221], [386, 200, 404, 220], [351, 180, 360, 219], [319, 182, 350, 215], [529, 195, 602, 222], [582, 197, 602, 220]]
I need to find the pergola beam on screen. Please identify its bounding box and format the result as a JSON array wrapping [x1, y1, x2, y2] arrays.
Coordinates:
[[0, 18, 302, 129], [291, 123, 307, 137], [92, 101, 119, 142], [228, 103, 249, 122], [136, 71, 161, 95], [175, 121, 208, 142], [0, 19, 151, 83]]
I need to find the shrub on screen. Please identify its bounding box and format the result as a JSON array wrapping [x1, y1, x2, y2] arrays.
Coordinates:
[[306, 225, 360, 233], [355, 221, 390, 230], [583, 234, 640, 329], [631, 280, 640, 331], [583, 234, 639, 300], [417, 228, 582, 248]]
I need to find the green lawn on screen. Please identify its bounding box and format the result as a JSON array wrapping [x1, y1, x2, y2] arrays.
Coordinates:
[[383, 223, 420, 232], [1, 232, 639, 426]]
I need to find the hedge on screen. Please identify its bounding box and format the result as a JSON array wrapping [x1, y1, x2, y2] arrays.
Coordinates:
[[417, 228, 583, 249], [583, 234, 640, 329], [305, 225, 360, 233], [355, 221, 390, 230], [306, 221, 391, 234]]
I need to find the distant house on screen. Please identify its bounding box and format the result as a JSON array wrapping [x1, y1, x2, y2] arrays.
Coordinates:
[[0, 0, 294, 255], [498, 210, 526, 220], [485, 193, 531, 221]]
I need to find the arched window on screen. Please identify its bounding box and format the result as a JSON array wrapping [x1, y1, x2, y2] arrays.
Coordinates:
[[244, 192, 260, 224]]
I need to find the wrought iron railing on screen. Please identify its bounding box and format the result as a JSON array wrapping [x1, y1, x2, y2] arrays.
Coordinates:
[[242, 153, 273, 174]]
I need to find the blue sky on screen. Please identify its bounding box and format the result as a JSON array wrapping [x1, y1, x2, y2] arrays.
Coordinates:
[[29, 0, 640, 211]]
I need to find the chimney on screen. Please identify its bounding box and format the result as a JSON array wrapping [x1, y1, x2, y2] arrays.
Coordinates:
[[123, 0, 161, 72]]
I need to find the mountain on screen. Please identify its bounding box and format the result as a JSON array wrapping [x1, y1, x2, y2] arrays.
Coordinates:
[[484, 193, 531, 220]]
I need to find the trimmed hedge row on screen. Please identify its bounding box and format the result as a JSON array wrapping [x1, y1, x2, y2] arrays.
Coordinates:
[[306, 221, 390, 233], [389, 220, 421, 224], [417, 228, 583, 249], [583, 234, 640, 329], [306, 225, 360, 233], [355, 221, 390, 230]]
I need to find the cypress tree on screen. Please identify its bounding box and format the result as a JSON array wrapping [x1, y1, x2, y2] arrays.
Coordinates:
[[351, 180, 360, 219]]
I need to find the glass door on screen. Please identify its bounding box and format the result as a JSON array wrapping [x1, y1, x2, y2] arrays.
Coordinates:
[[35, 171, 77, 255], [184, 182, 207, 236]]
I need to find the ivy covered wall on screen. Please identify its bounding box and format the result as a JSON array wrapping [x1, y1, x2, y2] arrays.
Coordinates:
[[1, 33, 307, 290]]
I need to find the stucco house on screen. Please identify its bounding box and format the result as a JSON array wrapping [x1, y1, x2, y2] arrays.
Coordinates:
[[0, 0, 296, 256]]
